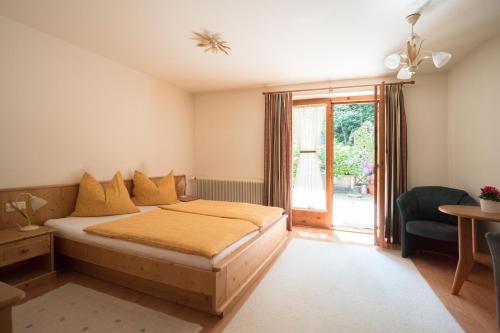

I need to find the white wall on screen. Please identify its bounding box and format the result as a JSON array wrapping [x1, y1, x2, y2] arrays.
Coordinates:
[[193, 74, 450, 189], [405, 73, 449, 188], [0, 17, 194, 188], [194, 89, 263, 181], [448, 34, 500, 249]]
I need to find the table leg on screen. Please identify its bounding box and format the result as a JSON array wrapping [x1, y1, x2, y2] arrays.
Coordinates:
[[471, 218, 477, 256], [452, 216, 474, 295]]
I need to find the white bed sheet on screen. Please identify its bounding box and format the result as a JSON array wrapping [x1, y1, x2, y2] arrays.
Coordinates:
[[44, 206, 259, 270]]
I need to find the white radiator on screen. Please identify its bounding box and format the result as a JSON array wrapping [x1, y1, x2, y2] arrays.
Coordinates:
[[195, 178, 264, 204]]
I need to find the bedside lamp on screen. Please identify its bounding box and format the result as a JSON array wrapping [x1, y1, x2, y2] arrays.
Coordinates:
[[177, 177, 187, 197], [187, 176, 197, 196], [9, 193, 48, 231]]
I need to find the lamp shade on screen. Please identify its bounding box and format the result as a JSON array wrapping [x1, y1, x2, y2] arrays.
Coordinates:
[[30, 195, 48, 211], [384, 53, 401, 70], [432, 52, 452, 68], [397, 67, 412, 80]]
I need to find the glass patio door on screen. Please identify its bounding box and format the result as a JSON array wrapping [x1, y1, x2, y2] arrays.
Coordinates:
[[291, 99, 333, 228], [332, 102, 375, 232]]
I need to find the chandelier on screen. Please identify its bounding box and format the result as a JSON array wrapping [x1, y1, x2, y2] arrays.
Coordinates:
[[384, 13, 451, 79], [193, 30, 230, 55]]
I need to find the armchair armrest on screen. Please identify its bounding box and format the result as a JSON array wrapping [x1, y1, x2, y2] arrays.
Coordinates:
[[459, 195, 478, 206], [396, 192, 419, 224]]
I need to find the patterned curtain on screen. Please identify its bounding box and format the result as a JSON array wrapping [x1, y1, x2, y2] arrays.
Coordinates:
[[264, 92, 293, 230], [384, 84, 408, 244]]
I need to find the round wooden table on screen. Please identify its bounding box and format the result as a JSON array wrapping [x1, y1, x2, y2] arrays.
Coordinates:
[[439, 205, 500, 295]]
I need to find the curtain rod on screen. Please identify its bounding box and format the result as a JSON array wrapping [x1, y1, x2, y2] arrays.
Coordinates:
[[261, 80, 415, 95]]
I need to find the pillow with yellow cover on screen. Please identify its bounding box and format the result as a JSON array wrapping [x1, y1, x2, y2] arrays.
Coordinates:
[[72, 172, 139, 217], [132, 170, 178, 206]]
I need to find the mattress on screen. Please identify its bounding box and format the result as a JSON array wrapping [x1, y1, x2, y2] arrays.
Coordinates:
[[44, 206, 259, 270]]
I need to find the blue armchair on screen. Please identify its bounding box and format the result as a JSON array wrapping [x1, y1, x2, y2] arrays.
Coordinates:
[[396, 186, 477, 258]]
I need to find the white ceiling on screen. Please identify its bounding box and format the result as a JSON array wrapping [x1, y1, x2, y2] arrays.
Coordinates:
[[1, 0, 499, 93]]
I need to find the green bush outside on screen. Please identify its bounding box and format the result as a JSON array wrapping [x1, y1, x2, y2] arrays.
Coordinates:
[[292, 103, 374, 181], [334, 104, 374, 178]]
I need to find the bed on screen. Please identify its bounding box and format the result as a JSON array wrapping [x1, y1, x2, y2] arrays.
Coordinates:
[[18, 176, 289, 316], [46, 206, 267, 270], [49, 212, 287, 315], [0, 175, 288, 315]]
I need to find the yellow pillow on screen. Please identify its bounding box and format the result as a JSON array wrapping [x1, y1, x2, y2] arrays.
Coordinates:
[[132, 170, 178, 206], [72, 172, 139, 217]]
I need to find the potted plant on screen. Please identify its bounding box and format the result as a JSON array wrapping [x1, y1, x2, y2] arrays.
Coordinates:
[[361, 162, 375, 195], [479, 186, 500, 213]]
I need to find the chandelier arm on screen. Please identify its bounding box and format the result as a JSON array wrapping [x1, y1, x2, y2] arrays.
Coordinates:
[[416, 39, 425, 60]]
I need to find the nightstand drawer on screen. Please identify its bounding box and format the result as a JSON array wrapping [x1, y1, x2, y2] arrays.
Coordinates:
[[0, 235, 51, 267]]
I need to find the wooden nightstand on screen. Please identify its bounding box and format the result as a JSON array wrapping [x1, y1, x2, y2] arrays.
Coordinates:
[[178, 195, 200, 202], [0, 226, 56, 290]]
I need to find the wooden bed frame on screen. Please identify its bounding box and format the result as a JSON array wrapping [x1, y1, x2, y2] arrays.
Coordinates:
[[56, 215, 287, 315], [0, 175, 289, 315]]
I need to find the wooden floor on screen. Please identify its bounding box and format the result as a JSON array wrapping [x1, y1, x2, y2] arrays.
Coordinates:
[[412, 252, 496, 333], [19, 227, 496, 333]]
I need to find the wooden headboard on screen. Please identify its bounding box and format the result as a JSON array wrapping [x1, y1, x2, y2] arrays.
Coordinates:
[[0, 175, 186, 229]]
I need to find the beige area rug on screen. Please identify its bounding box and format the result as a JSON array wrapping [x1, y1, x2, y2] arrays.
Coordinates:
[[224, 238, 464, 333], [13, 283, 201, 333]]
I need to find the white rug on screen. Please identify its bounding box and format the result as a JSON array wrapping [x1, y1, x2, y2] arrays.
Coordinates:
[[224, 238, 463, 333], [13, 283, 201, 333]]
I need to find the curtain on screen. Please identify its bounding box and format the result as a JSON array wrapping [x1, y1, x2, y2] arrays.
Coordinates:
[[292, 105, 326, 210], [264, 92, 293, 230], [384, 84, 408, 244]]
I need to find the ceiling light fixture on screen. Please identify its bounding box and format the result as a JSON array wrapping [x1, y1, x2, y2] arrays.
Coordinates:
[[384, 13, 451, 80], [193, 30, 230, 55]]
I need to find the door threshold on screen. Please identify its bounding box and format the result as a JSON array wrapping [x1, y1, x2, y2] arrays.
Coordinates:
[[333, 226, 374, 234]]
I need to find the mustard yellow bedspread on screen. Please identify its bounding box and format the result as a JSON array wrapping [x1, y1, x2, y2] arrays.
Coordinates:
[[160, 200, 284, 228], [84, 209, 258, 258]]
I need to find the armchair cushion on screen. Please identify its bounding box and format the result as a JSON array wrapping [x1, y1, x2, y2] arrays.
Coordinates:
[[406, 220, 458, 242]]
